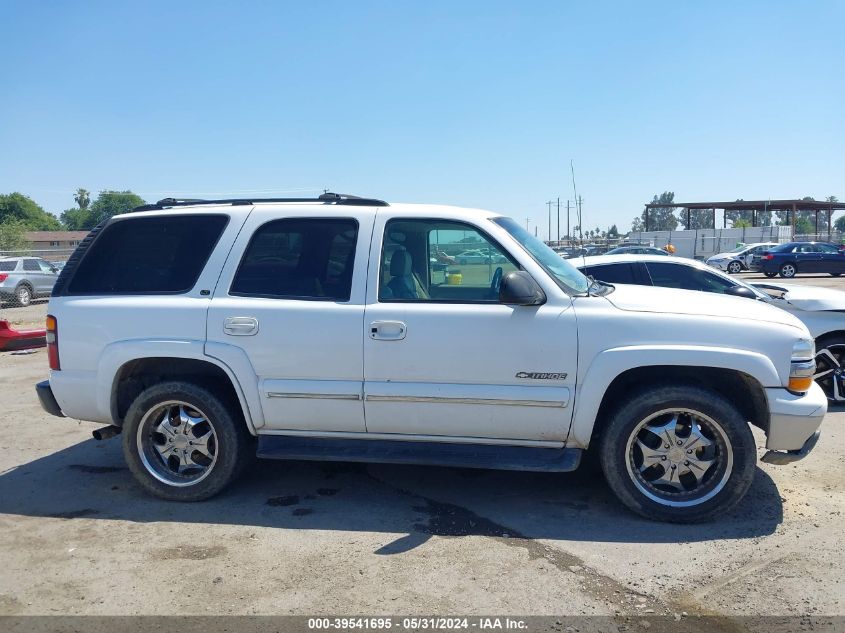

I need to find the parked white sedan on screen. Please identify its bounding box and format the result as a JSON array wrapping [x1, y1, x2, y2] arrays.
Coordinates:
[[579, 254, 845, 402], [706, 242, 778, 274]]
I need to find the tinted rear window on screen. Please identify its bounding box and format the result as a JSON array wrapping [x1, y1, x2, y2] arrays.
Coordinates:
[[0, 261, 16, 271], [67, 215, 229, 295]]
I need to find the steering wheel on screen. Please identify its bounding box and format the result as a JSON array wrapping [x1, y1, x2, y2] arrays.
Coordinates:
[[490, 266, 504, 297]]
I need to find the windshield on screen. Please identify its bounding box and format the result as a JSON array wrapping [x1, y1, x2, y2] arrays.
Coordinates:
[[771, 243, 795, 252], [727, 245, 747, 253], [492, 217, 590, 294]]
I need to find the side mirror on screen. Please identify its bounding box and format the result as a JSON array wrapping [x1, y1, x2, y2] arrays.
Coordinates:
[[499, 271, 546, 306], [724, 285, 758, 300]]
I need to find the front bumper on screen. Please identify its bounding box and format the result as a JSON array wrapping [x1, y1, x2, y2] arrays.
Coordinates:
[[707, 259, 730, 271], [36, 380, 64, 417], [761, 383, 826, 463]]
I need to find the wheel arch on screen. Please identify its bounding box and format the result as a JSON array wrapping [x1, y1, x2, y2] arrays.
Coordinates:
[[96, 338, 262, 434], [569, 347, 775, 448]]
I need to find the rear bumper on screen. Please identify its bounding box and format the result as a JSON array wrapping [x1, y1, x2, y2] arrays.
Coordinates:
[[36, 380, 64, 417], [762, 384, 826, 462]]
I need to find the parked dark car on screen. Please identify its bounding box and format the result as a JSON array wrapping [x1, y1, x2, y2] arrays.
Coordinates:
[[750, 242, 845, 278]]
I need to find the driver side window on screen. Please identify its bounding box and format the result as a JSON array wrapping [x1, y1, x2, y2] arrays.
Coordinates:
[[378, 220, 519, 303]]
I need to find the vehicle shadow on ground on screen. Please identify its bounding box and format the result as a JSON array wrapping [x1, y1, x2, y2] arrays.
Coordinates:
[[0, 437, 783, 551]]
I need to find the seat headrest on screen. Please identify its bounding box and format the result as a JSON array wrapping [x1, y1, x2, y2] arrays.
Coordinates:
[[390, 249, 413, 276]]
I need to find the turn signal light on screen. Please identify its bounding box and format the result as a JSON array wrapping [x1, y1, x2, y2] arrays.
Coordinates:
[[788, 376, 814, 392], [46, 314, 60, 370]]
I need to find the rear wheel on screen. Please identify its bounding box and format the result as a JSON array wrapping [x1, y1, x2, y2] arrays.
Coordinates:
[[727, 261, 742, 274], [599, 385, 756, 523], [123, 381, 254, 501], [779, 263, 797, 278], [14, 284, 32, 307]]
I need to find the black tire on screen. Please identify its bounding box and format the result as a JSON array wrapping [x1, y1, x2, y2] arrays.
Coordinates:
[[727, 261, 742, 274], [779, 262, 797, 278], [598, 385, 756, 523], [764, 272, 777, 278], [13, 284, 32, 307], [831, 273, 841, 277], [122, 381, 254, 501]]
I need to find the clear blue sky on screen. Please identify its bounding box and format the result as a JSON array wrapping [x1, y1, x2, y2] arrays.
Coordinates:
[[1, 0, 842, 237]]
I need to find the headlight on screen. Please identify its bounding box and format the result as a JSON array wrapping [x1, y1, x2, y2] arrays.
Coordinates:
[[788, 339, 816, 393]]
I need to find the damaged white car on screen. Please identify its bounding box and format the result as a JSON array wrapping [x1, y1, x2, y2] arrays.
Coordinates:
[[579, 254, 845, 402]]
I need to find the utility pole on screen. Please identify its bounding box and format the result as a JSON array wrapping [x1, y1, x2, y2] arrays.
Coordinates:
[[556, 197, 560, 243], [566, 200, 571, 243], [577, 195, 584, 241], [547, 201, 553, 244]]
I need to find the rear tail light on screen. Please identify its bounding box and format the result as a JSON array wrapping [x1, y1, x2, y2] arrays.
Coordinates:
[[0, 273, 8, 282], [46, 314, 60, 370], [762, 254, 774, 260]]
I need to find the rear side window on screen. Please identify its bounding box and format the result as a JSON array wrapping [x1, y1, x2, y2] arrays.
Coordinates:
[[0, 261, 17, 271], [645, 262, 735, 293], [582, 263, 639, 285], [230, 218, 358, 301], [23, 259, 40, 271], [67, 215, 229, 295]]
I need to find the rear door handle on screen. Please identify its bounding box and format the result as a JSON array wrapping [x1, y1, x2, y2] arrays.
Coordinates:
[[223, 316, 259, 336], [370, 320, 406, 341]]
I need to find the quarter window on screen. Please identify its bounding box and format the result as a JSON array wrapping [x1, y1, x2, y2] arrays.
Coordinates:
[[66, 215, 229, 295], [379, 220, 518, 303], [231, 218, 358, 301]]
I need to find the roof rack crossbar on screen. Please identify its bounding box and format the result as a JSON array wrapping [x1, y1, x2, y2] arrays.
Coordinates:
[[132, 192, 388, 212]]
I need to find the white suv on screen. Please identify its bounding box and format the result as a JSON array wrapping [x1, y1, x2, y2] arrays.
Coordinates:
[[36, 193, 826, 522]]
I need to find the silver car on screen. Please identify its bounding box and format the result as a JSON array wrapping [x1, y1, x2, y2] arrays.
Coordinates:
[[0, 257, 60, 306]]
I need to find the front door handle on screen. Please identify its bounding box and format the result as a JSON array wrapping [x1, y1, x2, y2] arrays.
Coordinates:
[[370, 320, 406, 341], [223, 316, 259, 336]]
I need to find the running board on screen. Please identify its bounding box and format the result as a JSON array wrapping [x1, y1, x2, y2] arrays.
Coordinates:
[[257, 436, 582, 472]]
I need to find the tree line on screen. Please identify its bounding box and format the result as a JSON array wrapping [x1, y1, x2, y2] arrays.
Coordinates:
[[0, 189, 145, 251], [631, 192, 841, 233]]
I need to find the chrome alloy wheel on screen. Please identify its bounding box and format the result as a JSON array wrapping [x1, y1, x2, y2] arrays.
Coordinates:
[[727, 261, 742, 274], [780, 263, 796, 278], [136, 401, 218, 487], [814, 345, 845, 402], [625, 408, 733, 507]]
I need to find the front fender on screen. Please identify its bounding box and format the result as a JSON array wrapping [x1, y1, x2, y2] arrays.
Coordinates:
[[568, 345, 780, 448]]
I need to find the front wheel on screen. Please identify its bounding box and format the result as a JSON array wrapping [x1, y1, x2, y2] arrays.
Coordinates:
[[779, 263, 797, 278], [764, 272, 778, 278], [598, 385, 756, 523], [727, 261, 742, 274], [123, 381, 254, 501]]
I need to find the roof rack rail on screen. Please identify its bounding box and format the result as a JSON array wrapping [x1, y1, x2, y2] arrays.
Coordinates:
[[132, 192, 388, 212]]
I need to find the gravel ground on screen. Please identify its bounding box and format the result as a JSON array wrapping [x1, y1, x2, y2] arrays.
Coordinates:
[[0, 276, 843, 624]]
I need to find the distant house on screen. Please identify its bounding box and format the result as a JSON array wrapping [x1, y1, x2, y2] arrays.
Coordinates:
[[23, 231, 89, 261]]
